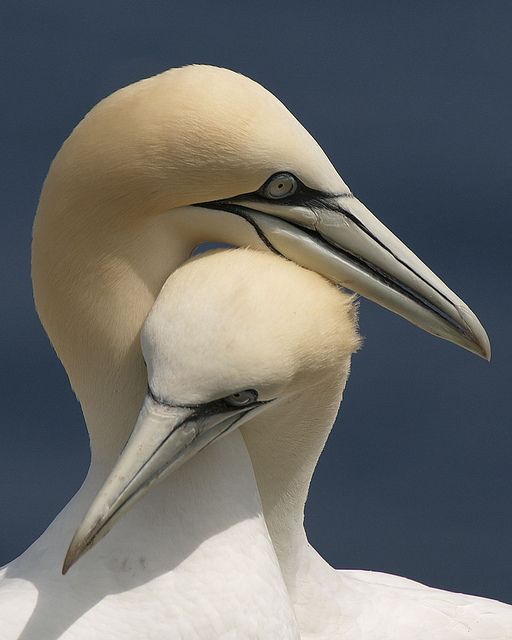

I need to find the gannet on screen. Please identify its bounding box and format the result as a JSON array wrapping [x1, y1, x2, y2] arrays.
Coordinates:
[[1, 64, 507, 637], [68, 248, 512, 639], [1, 250, 308, 639]]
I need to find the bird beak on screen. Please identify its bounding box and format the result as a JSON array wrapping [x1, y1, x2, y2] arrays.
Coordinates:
[[62, 393, 263, 573], [212, 195, 490, 359]]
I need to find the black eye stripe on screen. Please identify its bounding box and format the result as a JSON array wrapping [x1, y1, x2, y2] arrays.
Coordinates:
[[233, 175, 346, 207], [225, 389, 258, 407], [199, 171, 350, 210], [148, 386, 262, 414]]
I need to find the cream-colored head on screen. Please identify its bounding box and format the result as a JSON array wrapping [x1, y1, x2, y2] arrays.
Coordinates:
[[143, 248, 360, 406], [63, 248, 360, 572], [44, 64, 344, 219]]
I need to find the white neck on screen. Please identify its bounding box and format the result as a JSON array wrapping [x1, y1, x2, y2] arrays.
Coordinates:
[[242, 376, 345, 586], [11, 425, 298, 639]]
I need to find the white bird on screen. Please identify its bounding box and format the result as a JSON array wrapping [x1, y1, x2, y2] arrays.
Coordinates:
[[1, 65, 509, 638]]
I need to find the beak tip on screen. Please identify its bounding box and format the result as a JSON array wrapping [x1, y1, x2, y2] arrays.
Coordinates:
[[474, 330, 491, 362], [468, 324, 491, 361], [455, 304, 491, 362], [62, 533, 89, 575], [61, 550, 75, 575], [480, 338, 492, 362]]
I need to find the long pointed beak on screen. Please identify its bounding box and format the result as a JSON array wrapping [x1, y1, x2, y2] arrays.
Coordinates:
[[229, 195, 490, 359], [63, 394, 258, 574]]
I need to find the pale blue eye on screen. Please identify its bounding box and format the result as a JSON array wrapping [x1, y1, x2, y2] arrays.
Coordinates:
[[263, 173, 297, 199], [225, 389, 258, 407]]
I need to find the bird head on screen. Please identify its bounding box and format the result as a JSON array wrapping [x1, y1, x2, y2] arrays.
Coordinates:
[[42, 65, 489, 360], [62, 248, 360, 573]]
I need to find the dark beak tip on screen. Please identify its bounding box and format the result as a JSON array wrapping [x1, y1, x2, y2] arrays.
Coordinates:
[[62, 534, 87, 575], [62, 538, 83, 575], [61, 552, 74, 575]]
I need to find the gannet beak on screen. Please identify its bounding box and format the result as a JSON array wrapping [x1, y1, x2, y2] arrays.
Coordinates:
[[206, 194, 490, 359], [62, 393, 263, 573]]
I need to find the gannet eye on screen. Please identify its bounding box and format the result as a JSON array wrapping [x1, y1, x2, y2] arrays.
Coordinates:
[[261, 173, 298, 199], [225, 389, 258, 407]]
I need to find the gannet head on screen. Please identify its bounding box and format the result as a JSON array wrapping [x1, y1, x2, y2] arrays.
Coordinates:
[[43, 64, 489, 359], [62, 249, 360, 573]]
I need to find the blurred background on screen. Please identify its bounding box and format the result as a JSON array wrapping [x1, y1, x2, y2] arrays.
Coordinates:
[[1, 0, 510, 602]]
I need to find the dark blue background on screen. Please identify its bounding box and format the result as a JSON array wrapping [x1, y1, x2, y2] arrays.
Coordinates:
[[1, 1, 510, 602]]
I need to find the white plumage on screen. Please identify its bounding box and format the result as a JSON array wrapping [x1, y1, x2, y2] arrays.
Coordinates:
[[1, 65, 508, 638]]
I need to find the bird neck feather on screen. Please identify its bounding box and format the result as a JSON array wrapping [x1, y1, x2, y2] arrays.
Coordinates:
[[242, 370, 346, 587]]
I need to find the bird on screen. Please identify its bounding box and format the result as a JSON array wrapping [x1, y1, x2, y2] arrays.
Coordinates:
[[1, 64, 508, 638], [1, 249, 306, 639]]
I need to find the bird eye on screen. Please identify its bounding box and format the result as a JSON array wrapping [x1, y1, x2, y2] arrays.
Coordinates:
[[262, 173, 298, 199], [225, 389, 258, 407]]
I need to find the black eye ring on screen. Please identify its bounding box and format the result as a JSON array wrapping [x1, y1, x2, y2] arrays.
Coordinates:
[[225, 389, 258, 407], [261, 173, 298, 200]]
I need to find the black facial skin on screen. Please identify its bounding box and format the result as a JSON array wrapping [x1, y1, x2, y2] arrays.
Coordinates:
[[199, 171, 347, 250], [148, 385, 264, 416]]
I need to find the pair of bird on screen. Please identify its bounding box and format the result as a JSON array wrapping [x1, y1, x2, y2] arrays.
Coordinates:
[[1, 65, 510, 639]]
